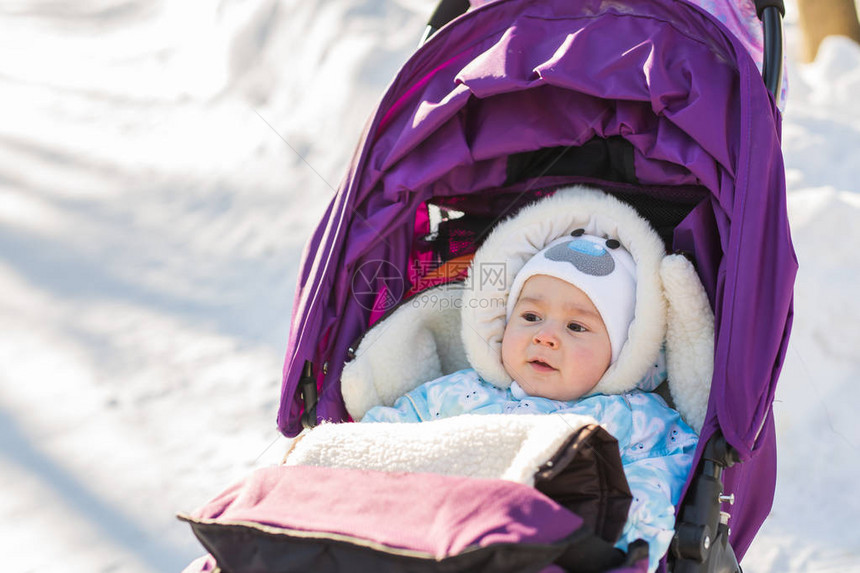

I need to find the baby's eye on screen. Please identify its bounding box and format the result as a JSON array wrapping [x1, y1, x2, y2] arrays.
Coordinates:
[[522, 312, 540, 322], [567, 322, 587, 333]]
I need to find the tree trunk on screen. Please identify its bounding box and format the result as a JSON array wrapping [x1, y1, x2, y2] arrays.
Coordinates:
[[797, 0, 860, 62]]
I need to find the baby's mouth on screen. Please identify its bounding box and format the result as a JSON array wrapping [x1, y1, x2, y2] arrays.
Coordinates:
[[528, 359, 556, 372]]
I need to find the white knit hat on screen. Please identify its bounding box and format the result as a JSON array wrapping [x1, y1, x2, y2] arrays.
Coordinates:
[[506, 232, 637, 364]]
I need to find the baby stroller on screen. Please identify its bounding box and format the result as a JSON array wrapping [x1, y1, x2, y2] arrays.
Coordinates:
[[182, 0, 794, 572]]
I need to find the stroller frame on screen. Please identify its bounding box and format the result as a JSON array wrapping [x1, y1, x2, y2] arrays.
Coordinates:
[[283, 1, 793, 571]]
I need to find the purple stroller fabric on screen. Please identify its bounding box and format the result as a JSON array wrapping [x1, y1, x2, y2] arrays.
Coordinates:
[[188, 466, 584, 555], [467, 0, 789, 106], [277, 0, 796, 561], [181, 466, 647, 573]]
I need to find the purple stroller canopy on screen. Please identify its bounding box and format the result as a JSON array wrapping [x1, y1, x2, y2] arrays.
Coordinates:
[[278, 0, 796, 558]]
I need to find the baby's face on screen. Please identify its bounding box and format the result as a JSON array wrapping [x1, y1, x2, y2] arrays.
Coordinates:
[[501, 274, 611, 401]]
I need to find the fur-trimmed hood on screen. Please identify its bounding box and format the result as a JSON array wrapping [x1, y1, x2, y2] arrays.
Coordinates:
[[461, 186, 668, 397], [342, 185, 714, 431]]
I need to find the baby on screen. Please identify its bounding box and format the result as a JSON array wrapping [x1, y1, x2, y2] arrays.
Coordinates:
[[362, 231, 698, 572]]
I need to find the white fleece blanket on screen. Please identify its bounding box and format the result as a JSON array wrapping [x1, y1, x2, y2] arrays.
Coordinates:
[[283, 413, 599, 486]]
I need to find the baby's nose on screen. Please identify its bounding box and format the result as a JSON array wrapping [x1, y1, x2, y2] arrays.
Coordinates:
[[533, 328, 559, 347]]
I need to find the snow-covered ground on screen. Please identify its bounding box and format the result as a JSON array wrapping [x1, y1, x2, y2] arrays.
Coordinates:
[[1, 1, 857, 571]]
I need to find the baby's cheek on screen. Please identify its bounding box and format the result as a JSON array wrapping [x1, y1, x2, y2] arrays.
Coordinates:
[[500, 331, 524, 376]]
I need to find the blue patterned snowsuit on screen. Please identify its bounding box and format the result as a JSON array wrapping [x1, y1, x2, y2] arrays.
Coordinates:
[[362, 361, 698, 572]]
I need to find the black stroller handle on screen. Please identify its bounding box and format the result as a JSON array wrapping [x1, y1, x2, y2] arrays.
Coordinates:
[[759, 3, 785, 108], [420, 0, 469, 46], [420, 0, 785, 106]]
